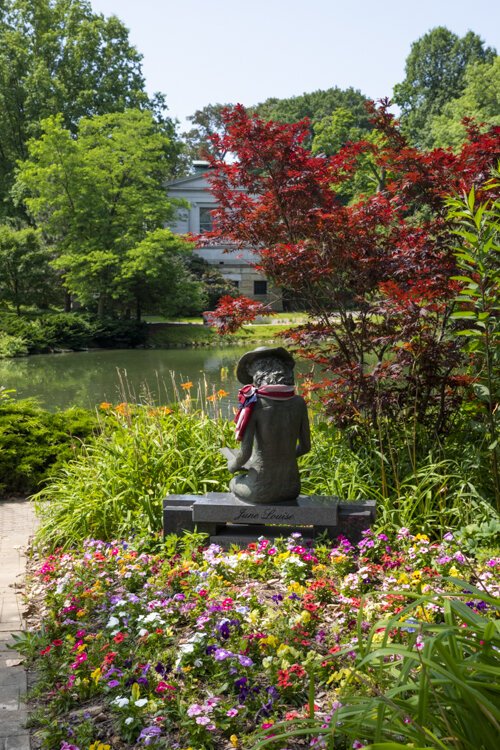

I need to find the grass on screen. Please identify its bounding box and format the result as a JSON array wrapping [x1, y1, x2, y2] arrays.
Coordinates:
[[143, 312, 310, 325], [146, 321, 296, 347], [32, 390, 498, 550]]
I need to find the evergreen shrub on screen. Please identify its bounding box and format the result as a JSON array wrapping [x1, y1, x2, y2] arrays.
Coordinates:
[[0, 399, 98, 493], [0, 313, 148, 353]]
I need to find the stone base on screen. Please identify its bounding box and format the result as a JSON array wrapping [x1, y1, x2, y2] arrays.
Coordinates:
[[163, 493, 375, 546]]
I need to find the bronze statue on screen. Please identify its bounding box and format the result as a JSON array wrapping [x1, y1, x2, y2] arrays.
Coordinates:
[[221, 346, 311, 504]]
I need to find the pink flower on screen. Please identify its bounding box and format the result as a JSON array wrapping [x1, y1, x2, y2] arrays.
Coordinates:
[[70, 652, 87, 670]]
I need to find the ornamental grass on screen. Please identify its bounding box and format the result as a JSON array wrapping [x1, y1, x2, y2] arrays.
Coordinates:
[[17, 529, 499, 750], [33, 395, 495, 550]]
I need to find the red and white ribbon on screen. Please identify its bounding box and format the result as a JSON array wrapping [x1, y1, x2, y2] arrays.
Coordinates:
[[234, 384, 295, 441]]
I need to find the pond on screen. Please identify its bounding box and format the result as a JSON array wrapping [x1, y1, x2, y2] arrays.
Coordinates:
[[0, 347, 314, 414]]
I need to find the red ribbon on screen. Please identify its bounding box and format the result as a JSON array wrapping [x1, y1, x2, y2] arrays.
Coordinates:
[[234, 384, 295, 441]]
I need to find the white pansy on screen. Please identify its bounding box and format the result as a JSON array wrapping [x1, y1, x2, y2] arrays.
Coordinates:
[[112, 696, 129, 707]]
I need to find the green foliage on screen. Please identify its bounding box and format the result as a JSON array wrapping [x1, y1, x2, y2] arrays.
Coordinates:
[[0, 0, 170, 218], [457, 518, 500, 555], [147, 322, 219, 348], [0, 312, 148, 353], [253, 86, 371, 129], [0, 397, 97, 493], [312, 117, 387, 199], [34, 403, 235, 548], [393, 27, 496, 147], [447, 180, 500, 509], [302, 419, 495, 533], [119, 228, 206, 319], [33, 399, 497, 549], [187, 254, 239, 309], [0, 225, 59, 312], [182, 102, 234, 160], [0, 331, 28, 358], [15, 110, 183, 317], [89, 318, 148, 349], [430, 57, 500, 149]]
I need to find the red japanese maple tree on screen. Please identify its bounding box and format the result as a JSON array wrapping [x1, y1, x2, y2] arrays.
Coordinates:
[[204, 103, 500, 441]]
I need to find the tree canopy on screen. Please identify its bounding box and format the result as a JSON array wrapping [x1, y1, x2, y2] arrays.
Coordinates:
[[393, 27, 496, 148], [0, 225, 57, 313], [430, 56, 500, 149], [182, 103, 235, 160], [0, 0, 178, 217], [252, 87, 371, 127], [15, 109, 200, 318]]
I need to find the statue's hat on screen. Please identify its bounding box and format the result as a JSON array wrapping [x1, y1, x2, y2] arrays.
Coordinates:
[[236, 346, 295, 385]]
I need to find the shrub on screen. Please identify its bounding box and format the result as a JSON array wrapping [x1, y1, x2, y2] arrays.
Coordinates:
[[88, 318, 148, 348], [35, 313, 94, 350], [0, 331, 28, 358], [0, 312, 148, 354], [0, 398, 98, 493]]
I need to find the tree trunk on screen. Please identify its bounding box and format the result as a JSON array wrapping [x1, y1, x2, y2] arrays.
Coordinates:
[[97, 294, 106, 319]]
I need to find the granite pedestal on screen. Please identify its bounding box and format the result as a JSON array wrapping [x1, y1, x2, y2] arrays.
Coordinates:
[[163, 492, 375, 546]]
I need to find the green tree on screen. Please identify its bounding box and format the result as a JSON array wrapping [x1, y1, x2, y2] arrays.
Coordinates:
[[0, 0, 176, 217], [393, 27, 496, 148], [0, 225, 58, 313], [119, 229, 206, 321], [312, 109, 386, 200], [186, 254, 238, 309], [15, 109, 183, 317], [253, 86, 370, 128], [182, 103, 234, 160], [430, 57, 500, 149]]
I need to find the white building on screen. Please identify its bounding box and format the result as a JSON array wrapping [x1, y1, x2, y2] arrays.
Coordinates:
[[167, 162, 283, 310]]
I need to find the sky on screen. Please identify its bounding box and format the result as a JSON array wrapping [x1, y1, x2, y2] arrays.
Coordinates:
[[89, 0, 500, 129]]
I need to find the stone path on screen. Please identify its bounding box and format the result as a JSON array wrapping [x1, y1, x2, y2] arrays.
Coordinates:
[[0, 499, 37, 750]]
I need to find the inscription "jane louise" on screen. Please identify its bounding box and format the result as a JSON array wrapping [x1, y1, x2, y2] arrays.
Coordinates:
[[234, 508, 295, 522]]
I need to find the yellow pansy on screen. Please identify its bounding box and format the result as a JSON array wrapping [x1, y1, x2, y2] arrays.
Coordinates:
[[287, 581, 306, 595], [312, 564, 327, 574], [90, 667, 101, 685], [260, 635, 279, 649]]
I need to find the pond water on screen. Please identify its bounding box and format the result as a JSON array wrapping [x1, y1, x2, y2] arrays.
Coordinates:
[[0, 347, 314, 414]]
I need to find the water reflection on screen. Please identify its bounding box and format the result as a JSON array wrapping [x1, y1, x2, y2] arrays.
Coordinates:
[[0, 348, 251, 412]]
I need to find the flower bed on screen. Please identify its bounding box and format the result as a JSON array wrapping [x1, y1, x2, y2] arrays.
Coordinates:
[[20, 530, 499, 750]]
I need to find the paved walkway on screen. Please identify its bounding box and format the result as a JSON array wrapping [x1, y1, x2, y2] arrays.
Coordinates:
[[0, 499, 37, 750]]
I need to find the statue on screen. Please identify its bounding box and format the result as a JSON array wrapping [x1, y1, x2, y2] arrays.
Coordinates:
[[221, 346, 311, 504]]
